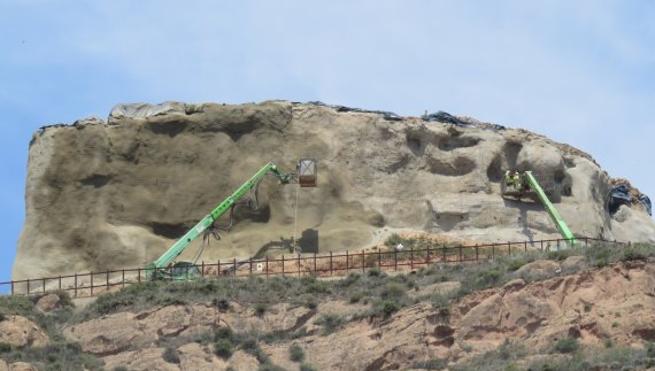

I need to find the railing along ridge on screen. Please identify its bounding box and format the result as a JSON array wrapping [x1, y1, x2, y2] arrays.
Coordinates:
[[0, 236, 629, 297]]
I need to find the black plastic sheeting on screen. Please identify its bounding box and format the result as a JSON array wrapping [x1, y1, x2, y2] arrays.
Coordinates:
[[421, 111, 506, 130], [307, 101, 403, 121], [608, 185, 652, 216], [640, 194, 652, 216]]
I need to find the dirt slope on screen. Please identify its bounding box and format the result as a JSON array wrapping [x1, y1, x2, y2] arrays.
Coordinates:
[[14, 101, 655, 279]]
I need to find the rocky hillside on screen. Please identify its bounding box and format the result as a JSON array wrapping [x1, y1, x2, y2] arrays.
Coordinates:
[[2, 243, 655, 370], [15, 101, 655, 280]]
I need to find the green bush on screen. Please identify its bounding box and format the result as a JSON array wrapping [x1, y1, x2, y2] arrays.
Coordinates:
[[412, 358, 447, 370], [113, 367, 128, 371], [553, 338, 579, 354], [300, 364, 318, 371], [289, 343, 305, 362], [214, 327, 235, 342], [315, 314, 344, 335], [0, 342, 11, 353], [381, 282, 406, 300], [385, 233, 404, 247], [254, 302, 268, 317], [162, 346, 180, 364], [258, 364, 286, 371], [380, 300, 400, 319], [214, 339, 234, 359], [647, 342, 655, 358], [212, 297, 231, 311], [368, 268, 382, 277]]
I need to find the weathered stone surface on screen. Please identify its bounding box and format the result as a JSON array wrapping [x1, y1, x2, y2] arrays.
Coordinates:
[[0, 315, 49, 347], [560, 255, 586, 273], [14, 101, 655, 279], [515, 260, 561, 281], [35, 293, 61, 313]]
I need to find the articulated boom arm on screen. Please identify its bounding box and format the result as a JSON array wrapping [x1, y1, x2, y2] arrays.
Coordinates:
[[523, 171, 576, 244], [147, 162, 293, 271]]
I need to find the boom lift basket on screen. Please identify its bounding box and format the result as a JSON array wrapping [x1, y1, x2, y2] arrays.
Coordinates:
[[298, 159, 317, 187]]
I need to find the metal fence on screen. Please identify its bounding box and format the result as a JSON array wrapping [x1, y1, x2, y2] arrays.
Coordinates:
[[0, 237, 628, 298]]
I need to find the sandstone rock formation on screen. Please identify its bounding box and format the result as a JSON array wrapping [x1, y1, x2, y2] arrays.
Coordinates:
[[0, 315, 49, 348], [15, 101, 655, 279]]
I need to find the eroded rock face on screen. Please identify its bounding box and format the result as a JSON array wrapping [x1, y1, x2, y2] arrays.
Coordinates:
[[14, 101, 655, 279], [0, 315, 49, 348]]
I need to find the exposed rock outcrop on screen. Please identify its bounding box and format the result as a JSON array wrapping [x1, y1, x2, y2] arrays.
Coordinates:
[[15, 101, 655, 279], [0, 315, 49, 348], [54, 260, 655, 370]]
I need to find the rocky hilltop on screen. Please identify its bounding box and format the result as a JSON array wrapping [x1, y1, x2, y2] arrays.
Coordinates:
[[14, 101, 655, 279], [3, 245, 655, 370]]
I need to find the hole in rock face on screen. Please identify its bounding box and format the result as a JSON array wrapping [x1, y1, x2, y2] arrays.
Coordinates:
[[80, 174, 112, 188], [426, 156, 476, 176], [487, 156, 503, 182], [233, 204, 271, 223], [486, 141, 523, 183], [438, 136, 481, 151], [150, 222, 190, 239], [504, 141, 523, 168], [406, 133, 424, 156], [435, 212, 469, 231], [148, 121, 188, 138]]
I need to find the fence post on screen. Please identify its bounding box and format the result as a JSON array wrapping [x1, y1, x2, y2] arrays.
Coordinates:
[[410, 247, 414, 270], [265, 256, 269, 278], [137, 268, 141, 283], [394, 249, 398, 271], [459, 246, 463, 262], [218, 259, 221, 276], [585, 237, 588, 248], [540, 240, 543, 251], [492, 244, 495, 260], [508, 241, 511, 256], [11, 281, 14, 295], [59, 276, 62, 290], [362, 250, 365, 272], [329, 251, 333, 276], [346, 250, 349, 273], [90, 273, 94, 296], [27, 279, 30, 295], [74, 274, 77, 297], [475, 244, 479, 262], [106, 271, 110, 291], [249, 258, 253, 275], [122, 270, 125, 289], [297, 254, 301, 277], [43, 278, 46, 293], [524, 241, 527, 253], [557, 239, 560, 251], [314, 252, 317, 274], [202, 261, 205, 278], [282, 255, 285, 277], [378, 248, 382, 268]]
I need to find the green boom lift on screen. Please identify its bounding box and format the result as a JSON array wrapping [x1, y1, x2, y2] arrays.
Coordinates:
[[502, 170, 576, 246], [145, 160, 316, 280]]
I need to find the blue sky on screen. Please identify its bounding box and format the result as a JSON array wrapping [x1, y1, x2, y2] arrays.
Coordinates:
[[0, 1, 653, 284]]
